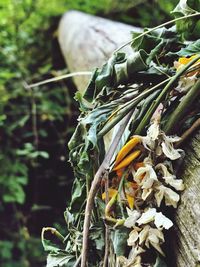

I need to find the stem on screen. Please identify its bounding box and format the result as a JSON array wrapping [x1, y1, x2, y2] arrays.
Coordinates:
[[117, 170, 128, 219], [114, 12, 200, 53], [24, 71, 92, 88], [134, 55, 200, 135], [81, 111, 133, 267], [41, 227, 65, 244], [97, 78, 170, 138], [175, 118, 200, 147], [164, 78, 200, 134], [103, 173, 110, 267], [74, 255, 82, 267]]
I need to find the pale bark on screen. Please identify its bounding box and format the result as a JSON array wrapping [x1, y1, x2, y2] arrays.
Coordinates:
[[58, 10, 141, 93], [171, 131, 200, 267]]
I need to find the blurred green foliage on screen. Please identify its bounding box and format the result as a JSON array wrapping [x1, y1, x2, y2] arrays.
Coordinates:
[[0, 0, 182, 266]]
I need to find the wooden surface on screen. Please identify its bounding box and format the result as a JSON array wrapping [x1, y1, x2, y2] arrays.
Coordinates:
[[172, 131, 200, 267], [58, 10, 200, 267]]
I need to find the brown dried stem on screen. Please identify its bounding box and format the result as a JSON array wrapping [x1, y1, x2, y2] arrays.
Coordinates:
[[80, 111, 133, 267]]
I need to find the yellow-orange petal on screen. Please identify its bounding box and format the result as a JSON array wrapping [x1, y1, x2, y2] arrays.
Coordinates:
[[115, 136, 141, 166], [114, 150, 141, 171], [126, 193, 134, 209], [102, 188, 118, 201], [134, 162, 144, 170], [116, 169, 123, 178]]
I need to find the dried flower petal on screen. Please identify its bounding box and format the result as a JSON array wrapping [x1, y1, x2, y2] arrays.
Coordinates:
[[134, 163, 157, 189], [154, 212, 173, 230], [128, 229, 139, 246], [161, 135, 183, 160], [155, 184, 180, 208], [124, 208, 141, 228], [156, 163, 184, 191], [137, 208, 156, 225]]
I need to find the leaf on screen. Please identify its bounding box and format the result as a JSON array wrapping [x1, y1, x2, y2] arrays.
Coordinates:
[[90, 226, 105, 251], [172, 0, 196, 16], [171, 0, 199, 38], [46, 252, 75, 267], [177, 39, 200, 56], [111, 228, 129, 256], [3, 182, 25, 204], [42, 238, 60, 253], [64, 209, 74, 227], [153, 256, 168, 267], [132, 26, 180, 65], [84, 51, 148, 102], [70, 178, 86, 210]]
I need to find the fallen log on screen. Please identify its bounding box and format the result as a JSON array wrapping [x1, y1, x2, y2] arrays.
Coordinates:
[[58, 10, 200, 267], [58, 10, 141, 93]]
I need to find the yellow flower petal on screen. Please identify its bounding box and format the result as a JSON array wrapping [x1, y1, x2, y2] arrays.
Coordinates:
[[126, 193, 134, 209], [175, 54, 200, 71], [102, 188, 118, 201]]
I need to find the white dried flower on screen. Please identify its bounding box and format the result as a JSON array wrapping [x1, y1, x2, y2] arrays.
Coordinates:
[[155, 184, 180, 208], [138, 225, 165, 256], [161, 135, 183, 160], [156, 163, 184, 191], [124, 208, 141, 228], [136, 208, 173, 230], [154, 212, 173, 230], [136, 208, 157, 225], [134, 161, 158, 190]]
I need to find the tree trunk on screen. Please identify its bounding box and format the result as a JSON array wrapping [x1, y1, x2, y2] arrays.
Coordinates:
[[172, 130, 200, 267], [58, 10, 141, 93], [58, 11, 200, 267]]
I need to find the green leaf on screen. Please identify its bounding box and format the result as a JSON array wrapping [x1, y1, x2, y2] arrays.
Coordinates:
[[84, 51, 148, 102], [3, 183, 25, 204], [177, 39, 200, 56], [46, 252, 75, 267], [153, 256, 168, 267], [171, 0, 199, 38], [172, 0, 196, 16], [111, 228, 129, 256], [90, 226, 105, 251], [42, 238, 60, 253]]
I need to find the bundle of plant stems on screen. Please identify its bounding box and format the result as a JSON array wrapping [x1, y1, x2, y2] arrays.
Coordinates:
[[42, 1, 200, 266]]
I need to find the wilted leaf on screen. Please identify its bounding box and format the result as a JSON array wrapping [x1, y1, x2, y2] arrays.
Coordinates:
[[47, 252, 75, 267], [171, 0, 199, 38], [111, 228, 129, 256], [177, 39, 200, 56], [153, 256, 168, 267]]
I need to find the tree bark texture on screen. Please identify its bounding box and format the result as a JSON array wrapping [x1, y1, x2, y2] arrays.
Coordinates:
[[58, 10, 200, 267], [58, 10, 141, 92], [171, 131, 200, 267]]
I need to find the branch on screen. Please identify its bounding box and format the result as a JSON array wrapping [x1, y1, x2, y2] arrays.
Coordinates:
[[103, 173, 109, 267], [175, 118, 200, 147], [81, 111, 133, 267], [23, 71, 92, 89]]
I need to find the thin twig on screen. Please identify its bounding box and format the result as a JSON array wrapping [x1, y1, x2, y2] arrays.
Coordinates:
[[81, 111, 133, 267], [24, 71, 92, 89], [103, 173, 109, 267], [175, 118, 200, 147], [113, 12, 200, 53], [74, 255, 82, 267]]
